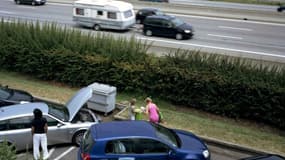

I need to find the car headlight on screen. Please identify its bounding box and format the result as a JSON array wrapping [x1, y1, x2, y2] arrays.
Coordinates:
[[184, 30, 191, 33], [202, 150, 210, 158]]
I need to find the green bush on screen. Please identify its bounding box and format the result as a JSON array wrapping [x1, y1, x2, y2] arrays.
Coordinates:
[[0, 20, 284, 129], [0, 140, 17, 160]]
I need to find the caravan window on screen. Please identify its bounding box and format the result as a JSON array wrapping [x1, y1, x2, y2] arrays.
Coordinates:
[[123, 10, 133, 18], [97, 11, 103, 16], [76, 8, 84, 15], [107, 12, 117, 19]]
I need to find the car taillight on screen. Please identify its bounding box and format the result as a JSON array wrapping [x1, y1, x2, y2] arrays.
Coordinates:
[[81, 153, 90, 160]]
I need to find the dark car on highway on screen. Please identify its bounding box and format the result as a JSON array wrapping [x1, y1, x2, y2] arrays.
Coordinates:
[[0, 85, 34, 107], [14, 0, 46, 5], [277, 6, 285, 12], [136, 8, 164, 24], [78, 121, 210, 160], [143, 15, 194, 40]]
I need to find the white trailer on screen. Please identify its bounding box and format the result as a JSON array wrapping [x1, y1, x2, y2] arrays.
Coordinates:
[[73, 0, 135, 30]]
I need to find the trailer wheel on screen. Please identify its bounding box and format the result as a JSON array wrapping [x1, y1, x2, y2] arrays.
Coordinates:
[[93, 24, 100, 31]]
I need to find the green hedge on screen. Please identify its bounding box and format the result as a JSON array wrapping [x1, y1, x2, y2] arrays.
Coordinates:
[[0, 20, 284, 129]]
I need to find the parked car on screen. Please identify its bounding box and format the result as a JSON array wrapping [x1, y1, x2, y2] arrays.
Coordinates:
[[136, 8, 164, 24], [277, 6, 285, 12], [14, 0, 46, 5], [0, 85, 34, 107], [78, 120, 210, 160], [0, 87, 100, 151], [143, 15, 194, 40], [240, 154, 285, 160]]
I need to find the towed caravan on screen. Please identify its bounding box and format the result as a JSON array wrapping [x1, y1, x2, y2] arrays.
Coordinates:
[[73, 0, 136, 30]]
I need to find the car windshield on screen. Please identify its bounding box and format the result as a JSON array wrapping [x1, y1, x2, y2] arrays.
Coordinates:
[[155, 10, 164, 15], [0, 88, 12, 99], [151, 123, 180, 147], [171, 17, 184, 27], [47, 102, 69, 122]]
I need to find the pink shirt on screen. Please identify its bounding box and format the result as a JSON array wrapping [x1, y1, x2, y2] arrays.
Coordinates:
[[148, 103, 159, 123]]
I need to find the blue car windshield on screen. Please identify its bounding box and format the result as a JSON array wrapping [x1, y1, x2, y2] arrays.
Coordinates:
[[171, 17, 184, 27], [151, 123, 180, 147], [47, 102, 69, 122]]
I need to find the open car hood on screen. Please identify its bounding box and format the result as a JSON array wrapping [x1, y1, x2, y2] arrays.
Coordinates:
[[66, 87, 93, 122]]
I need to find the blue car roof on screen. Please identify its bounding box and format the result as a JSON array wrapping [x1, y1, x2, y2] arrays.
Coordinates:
[[91, 121, 157, 139]]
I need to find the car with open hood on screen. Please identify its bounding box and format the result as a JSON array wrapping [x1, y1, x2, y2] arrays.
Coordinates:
[[0, 87, 99, 151], [78, 121, 210, 160]]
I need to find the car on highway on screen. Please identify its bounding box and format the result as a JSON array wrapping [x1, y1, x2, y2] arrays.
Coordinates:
[[14, 0, 46, 5], [277, 6, 285, 12], [143, 15, 194, 40], [78, 120, 210, 160], [136, 8, 164, 24], [0, 85, 34, 107], [240, 154, 285, 160], [0, 87, 100, 151]]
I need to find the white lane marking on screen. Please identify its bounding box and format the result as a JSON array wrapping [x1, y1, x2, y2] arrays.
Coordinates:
[[54, 146, 76, 160], [48, 147, 55, 158], [136, 37, 285, 59], [218, 26, 252, 31], [47, 2, 72, 6], [0, 10, 14, 14], [207, 34, 243, 39], [170, 13, 285, 27]]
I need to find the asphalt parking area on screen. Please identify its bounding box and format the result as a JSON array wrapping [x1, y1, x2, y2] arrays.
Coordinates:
[[17, 144, 78, 160]]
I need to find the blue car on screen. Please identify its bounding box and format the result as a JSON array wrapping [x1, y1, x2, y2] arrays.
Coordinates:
[[78, 120, 210, 160]]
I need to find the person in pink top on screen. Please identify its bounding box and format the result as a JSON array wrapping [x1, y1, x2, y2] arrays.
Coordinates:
[[144, 97, 160, 123]]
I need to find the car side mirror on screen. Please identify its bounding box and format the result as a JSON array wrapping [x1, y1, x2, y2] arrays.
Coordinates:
[[57, 123, 64, 128]]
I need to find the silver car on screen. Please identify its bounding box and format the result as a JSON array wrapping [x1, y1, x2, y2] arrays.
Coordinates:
[[0, 87, 99, 151]]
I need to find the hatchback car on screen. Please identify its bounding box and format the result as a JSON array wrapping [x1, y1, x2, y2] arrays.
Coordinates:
[[0, 87, 99, 151], [143, 15, 194, 40], [136, 8, 164, 24], [78, 121, 210, 160], [0, 85, 34, 107], [14, 0, 46, 5]]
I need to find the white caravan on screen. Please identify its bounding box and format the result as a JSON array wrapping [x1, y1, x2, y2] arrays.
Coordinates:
[[73, 0, 135, 30]]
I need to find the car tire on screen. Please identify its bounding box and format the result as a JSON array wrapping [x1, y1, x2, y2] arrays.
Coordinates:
[[31, 1, 36, 6], [145, 30, 152, 36], [15, 0, 21, 4], [72, 130, 86, 146], [93, 24, 100, 31], [175, 33, 183, 40]]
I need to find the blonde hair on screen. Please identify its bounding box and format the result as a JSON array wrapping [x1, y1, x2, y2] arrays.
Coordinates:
[[145, 97, 152, 103], [130, 98, 136, 105]]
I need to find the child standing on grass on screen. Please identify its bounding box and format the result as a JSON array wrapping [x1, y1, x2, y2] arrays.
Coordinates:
[[144, 97, 160, 123], [129, 98, 137, 120]]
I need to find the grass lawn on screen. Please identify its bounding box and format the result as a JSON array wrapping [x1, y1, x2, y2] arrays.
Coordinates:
[[0, 70, 284, 155]]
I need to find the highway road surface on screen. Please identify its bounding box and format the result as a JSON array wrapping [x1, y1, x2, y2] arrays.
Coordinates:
[[1, 0, 285, 63]]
